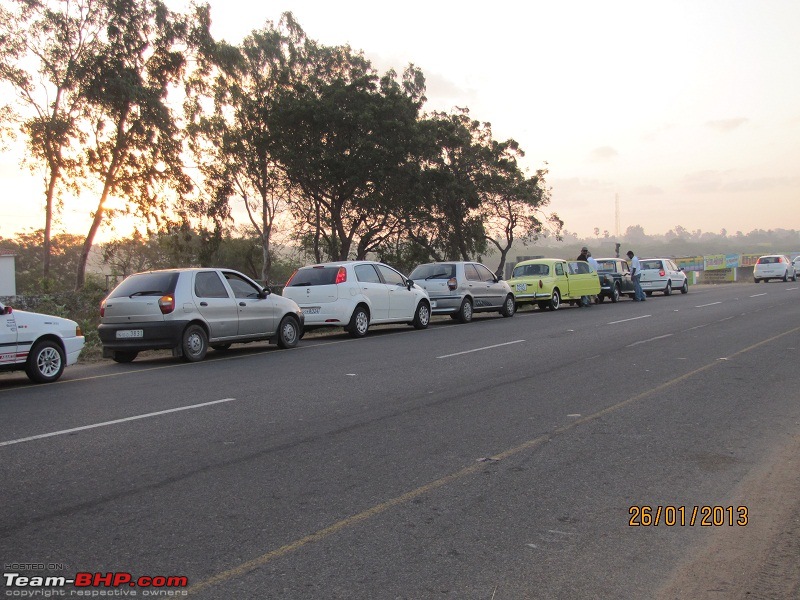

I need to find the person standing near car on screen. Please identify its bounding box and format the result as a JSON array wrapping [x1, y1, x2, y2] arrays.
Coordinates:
[[576, 247, 592, 307], [627, 250, 646, 301]]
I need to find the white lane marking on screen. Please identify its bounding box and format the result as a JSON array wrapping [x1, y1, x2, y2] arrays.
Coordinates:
[[696, 302, 722, 307], [787, 287, 798, 291], [717, 316, 735, 322], [607, 315, 651, 325], [686, 323, 709, 331], [0, 398, 236, 447], [627, 334, 673, 347], [437, 340, 525, 359], [750, 293, 767, 297]]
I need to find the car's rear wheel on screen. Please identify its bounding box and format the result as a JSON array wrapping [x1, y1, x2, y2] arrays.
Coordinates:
[[500, 294, 516, 317], [457, 298, 473, 323], [181, 324, 208, 362], [681, 280, 689, 294], [277, 315, 300, 348], [548, 289, 561, 311], [412, 301, 431, 329], [664, 281, 672, 296], [347, 306, 370, 337], [611, 284, 620, 303], [25, 340, 65, 383], [112, 351, 138, 363]]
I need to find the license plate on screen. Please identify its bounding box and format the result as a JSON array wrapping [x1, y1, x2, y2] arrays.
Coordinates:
[[116, 329, 143, 339], [302, 307, 320, 315], [515, 283, 527, 292]]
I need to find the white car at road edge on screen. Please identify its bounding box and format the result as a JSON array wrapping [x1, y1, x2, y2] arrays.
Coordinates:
[[1, 300, 85, 383]]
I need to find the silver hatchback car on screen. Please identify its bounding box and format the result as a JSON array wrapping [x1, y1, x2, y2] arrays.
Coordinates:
[[408, 261, 516, 322], [98, 268, 304, 363]]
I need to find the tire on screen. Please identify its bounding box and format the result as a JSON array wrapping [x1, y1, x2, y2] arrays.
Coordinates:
[[211, 344, 231, 352], [596, 294, 605, 304], [181, 324, 208, 362], [412, 301, 431, 329], [548, 289, 561, 311], [664, 281, 672, 296], [112, 351, 138, 363], [754, 278, 760, 283], [276, 315, 300, 349], [611, 284, 620, 303], [793, 272, 798, 282], [457, 298, 473, 323], [783, 271, 789, 282], [681, 280, 689, 294], [347, 306, 370, 337], [25, 340, 65, 383], [500, 294, 516, 317]]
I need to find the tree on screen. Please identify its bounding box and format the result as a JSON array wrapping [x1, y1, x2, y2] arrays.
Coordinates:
[[73, 0, 208, 289], [266, 43, 426, 262], [0, 0, 105, 287], [186, 12, 308, 285]]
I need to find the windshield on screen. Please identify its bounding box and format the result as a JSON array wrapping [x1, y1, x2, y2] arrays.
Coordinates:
[[409, 263, 456, 280], [596, 260, 618, 272], [108, 272, 180, 299], [640, 260, 663, 270], [286, 266, 341, 286], [512, 263, 549, 278]]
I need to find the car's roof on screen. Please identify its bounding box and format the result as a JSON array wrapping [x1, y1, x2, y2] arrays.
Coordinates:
[[758, 254, 785, 258], [298, 260, 381, 268], [514, 257, 568, 266]]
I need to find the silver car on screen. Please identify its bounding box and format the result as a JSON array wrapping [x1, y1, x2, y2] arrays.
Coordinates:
[[98, 268, 304, 363], [408, 261, 516, 322]]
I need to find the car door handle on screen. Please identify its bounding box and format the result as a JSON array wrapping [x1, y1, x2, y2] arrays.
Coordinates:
[[239, 302, 246, 307], [200, 302, 208, 307]]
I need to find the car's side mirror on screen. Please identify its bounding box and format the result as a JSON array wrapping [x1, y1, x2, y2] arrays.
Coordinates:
[[259, 288, 270, 299], [2, 306, 11, 315], [406, 279, 414, 290]]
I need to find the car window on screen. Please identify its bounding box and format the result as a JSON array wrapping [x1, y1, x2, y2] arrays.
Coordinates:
[[473, 263, 496, 282], [355, 264, 381, 283], [224, 272, 262, 298], [640, 260, 662, 270], [195, 271, 230, 299], [286, 266, 340, 286], [376, 264, 405, 286], [555, 263, 564, 276], [107, 272, 179, 299], [597, 260, 616, 271], [464, 264, 481, 281], [409, 263, 455, 280]]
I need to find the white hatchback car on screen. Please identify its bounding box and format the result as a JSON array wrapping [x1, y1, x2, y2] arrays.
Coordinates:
[[1, 300, 85, 383], [639, 258, 688, 296], [753, 255, 797, 283], [283, 261, 431, 337]]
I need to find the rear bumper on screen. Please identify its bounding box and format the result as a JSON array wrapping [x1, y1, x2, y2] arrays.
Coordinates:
[[98, 321, 188, 355]]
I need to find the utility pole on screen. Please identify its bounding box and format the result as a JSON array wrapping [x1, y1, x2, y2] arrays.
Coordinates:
[[615, 193, 621, 257]]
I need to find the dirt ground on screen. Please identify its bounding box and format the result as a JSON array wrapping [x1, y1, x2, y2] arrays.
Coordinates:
[[655, 432, 800, 599]]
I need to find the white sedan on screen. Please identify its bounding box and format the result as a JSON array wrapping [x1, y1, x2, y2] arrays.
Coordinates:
[[0, 301, 85, 383]]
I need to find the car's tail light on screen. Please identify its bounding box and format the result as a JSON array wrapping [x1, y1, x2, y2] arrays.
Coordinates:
[[659, 269, 665, 277], [284, 269, 297, 287], [335, 267, 347, 284], [76, 325, 83, 337], [447, 277, 457, 291], [159, 295, 175, 314], [100, 299, 106, 317]]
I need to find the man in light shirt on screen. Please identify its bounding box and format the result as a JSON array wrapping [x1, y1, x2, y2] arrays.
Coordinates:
[[627, 250, 646, 301]]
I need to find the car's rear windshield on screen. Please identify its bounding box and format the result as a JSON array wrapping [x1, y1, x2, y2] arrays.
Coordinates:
[[512, 263, 549, 277], [108, 272, 179, 299], [757, 256, 780, 264], [640, 260, 662, 270], [286, 266, 340, 286], [409, 263, 456, 280], [596, 260, 617, 271]]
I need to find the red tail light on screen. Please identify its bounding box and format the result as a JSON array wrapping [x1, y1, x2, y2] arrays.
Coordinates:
[[100, 299, 106, 317], [284, 269, 298, 287], [659, 269, 665, 277], [335, 267, 347, 284], [447, 277, 457, 291], [159, 295, 175, 314]]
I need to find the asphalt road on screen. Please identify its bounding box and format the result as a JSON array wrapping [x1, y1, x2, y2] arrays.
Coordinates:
[[1, 282, 799, 599]]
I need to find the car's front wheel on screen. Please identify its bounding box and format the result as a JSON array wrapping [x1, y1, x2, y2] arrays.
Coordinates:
[[500, 294, 516, 317], [412, 301, 431, 329], [681, 280, 689, 294], [25, 340, 65, 383], [277, 315, 300, 348], [548, 289, 561, 311], [181, 324, 208, 362], [347, 306, 370, 337]]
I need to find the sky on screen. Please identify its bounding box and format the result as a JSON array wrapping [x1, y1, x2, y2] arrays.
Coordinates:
[[2, 0, 799, 242]]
